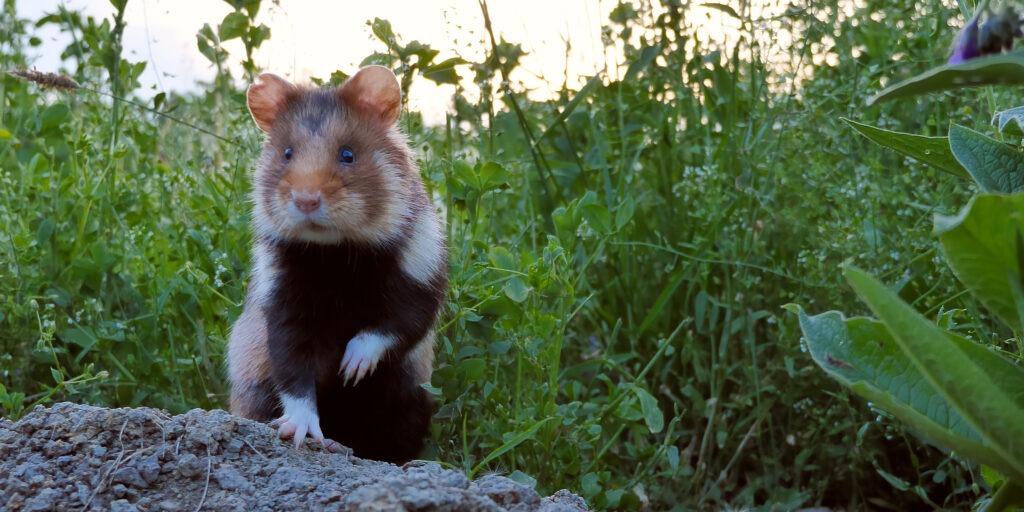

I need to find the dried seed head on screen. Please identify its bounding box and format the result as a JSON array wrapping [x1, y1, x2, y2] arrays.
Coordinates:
[[7, 69, 81, 92]]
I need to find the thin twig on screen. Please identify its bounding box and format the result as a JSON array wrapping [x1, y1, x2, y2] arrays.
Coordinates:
[[7, 68, 243, 147], [195, 444, 212, 512]]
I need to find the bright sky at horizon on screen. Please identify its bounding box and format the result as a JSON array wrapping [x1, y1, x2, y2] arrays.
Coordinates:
[[16, 0, 619, 123]]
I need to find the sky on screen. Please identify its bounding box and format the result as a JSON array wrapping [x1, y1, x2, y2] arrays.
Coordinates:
[[15, 0, 618, 123]]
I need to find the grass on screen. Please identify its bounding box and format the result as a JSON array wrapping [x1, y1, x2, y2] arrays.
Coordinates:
[[0, 0, 1004, 509]]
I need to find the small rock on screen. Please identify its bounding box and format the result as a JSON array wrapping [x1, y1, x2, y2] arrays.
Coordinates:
[[23, 487, 61, 512], [111, 466, 149, 489], [137, 453, 162, 485], [110, 498, 140, 512], [111, 483, 130, 499], [44, 439, 73, 457], [474, 474, 542, 510], [156, 499, 183, 511], [176, 453, 206, 479], [540, 489, 590, 512], [226, 438, 245, 454], [214, 465, 255, 493]]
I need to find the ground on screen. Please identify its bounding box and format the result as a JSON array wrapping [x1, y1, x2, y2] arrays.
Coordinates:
[[0, 403, 588, 511]]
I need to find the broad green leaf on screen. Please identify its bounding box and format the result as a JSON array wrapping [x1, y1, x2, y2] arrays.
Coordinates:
[[503, 277, 530, 303], [398, 41, 439, 64], [624, 45, 661, 81], [488, 246, 515, 269], [994, 106, 1024, 136], [579, 202, 612, 234], [935, 194, 1024, 330], [868, 53, 1024, 105], [477, 161, 508, 191], [36, 218, 54, 245], [61, 326, 98, 351], [421, 57, 467, 85], [458, 358, 486, 380], [370, 18, 396, 45], [0, 128, 12, 140], [40, 104, 69, 130], [218, 12, 248, 41], [948, 124, 1024, 193], [789, 305, 1013, 477], [450, 159, 476, 191], [842, 118, 968, 179], [631, 385, 665, 434], [844, 266, 1024, 481], [359, 53, 394, 68], [700, 2, 742, 21], [248, 23, 271, 48]]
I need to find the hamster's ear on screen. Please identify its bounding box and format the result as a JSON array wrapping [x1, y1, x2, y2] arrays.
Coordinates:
[[340, 66, 401, 126], [247, 73, 296, 132]]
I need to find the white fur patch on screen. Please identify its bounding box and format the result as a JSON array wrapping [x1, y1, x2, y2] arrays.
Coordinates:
[[339, 331, 396, 386], [248, 241, 278, 306], [399, 210, 445, 284], [276, 394, 325, 449]]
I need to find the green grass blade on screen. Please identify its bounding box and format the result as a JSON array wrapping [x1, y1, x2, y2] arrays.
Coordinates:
[[637, 266, 688, 336], [534, 75, 603, 147], [868, 53, 1024, 105], [469, 416, 556, 478], [842, 117, 968, 179], [844, 266, 1024, 480], [986, 480, 1024, 512]]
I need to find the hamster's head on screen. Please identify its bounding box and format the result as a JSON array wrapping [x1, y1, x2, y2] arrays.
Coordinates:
[[246, 66, 419, 246]]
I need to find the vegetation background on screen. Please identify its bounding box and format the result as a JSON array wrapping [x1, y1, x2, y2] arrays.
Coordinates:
[[0, 0, 1009, 509]]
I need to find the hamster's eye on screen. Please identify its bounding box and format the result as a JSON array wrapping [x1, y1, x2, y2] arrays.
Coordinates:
[[339, 146, 356, 166], [283, 148, 293, 161]]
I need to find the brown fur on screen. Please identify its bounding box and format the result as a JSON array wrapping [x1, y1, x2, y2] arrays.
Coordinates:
[[227, 304, 275, 420]]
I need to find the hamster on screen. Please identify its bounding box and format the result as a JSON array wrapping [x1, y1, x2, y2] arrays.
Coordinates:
[[227, 66, 448, 464]]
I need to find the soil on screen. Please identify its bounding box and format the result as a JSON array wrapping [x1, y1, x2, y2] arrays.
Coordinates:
[[0, 402, 589, 511]]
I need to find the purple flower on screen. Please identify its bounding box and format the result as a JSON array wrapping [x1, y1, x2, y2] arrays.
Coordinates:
[[949, 4, 1024, 64], [949, 15, 982, 65]]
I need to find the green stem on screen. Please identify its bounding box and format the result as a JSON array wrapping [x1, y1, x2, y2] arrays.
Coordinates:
[[985, 480, 1024, 512]]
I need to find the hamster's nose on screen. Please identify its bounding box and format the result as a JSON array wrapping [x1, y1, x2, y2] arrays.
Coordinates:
[[292, 190, 322, 214]]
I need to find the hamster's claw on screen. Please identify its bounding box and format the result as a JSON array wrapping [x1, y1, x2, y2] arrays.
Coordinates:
[[273, 398, 326, 450], [339, 333, 389, 386]]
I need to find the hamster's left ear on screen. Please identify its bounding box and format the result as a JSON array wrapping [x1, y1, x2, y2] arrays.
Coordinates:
[[340, 65, 402, 126]]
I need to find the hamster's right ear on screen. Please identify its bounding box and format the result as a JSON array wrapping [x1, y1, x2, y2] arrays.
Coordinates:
[[247, 73, 296, 132]]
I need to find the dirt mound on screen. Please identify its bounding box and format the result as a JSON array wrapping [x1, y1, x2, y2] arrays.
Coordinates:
[[0, 403, 588, 511]]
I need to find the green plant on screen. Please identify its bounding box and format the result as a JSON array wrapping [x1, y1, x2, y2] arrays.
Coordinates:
[[792, 18, 1024, 511], [2, 0, 1000, 508]]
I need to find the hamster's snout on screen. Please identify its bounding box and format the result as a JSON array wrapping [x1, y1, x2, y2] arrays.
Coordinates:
[[291, 189, 323, 215]]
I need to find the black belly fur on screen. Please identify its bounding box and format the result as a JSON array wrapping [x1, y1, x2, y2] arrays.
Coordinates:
[[262, 240, 442, 463]]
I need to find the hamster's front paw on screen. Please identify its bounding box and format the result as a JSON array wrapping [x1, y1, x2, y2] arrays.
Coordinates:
[[339, 332, 394, 386], [273, 395, 325, 449]]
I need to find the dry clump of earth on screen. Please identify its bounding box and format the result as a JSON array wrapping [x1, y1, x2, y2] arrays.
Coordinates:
[[0, 402, 588, 511]]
